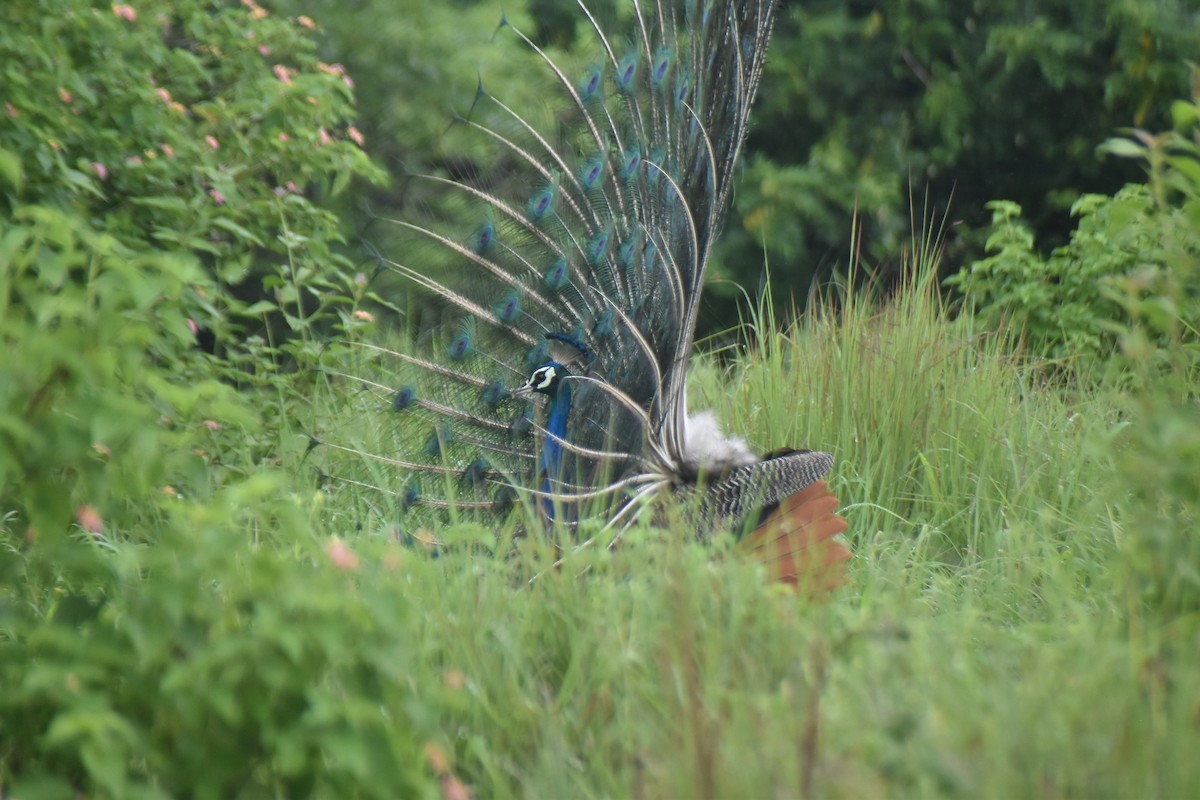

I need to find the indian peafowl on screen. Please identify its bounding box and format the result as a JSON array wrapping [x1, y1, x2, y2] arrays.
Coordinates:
[[311, 0, 851, 590]]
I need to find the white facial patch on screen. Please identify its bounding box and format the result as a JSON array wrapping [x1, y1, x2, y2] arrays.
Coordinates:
[[532, 365, 556, 390]]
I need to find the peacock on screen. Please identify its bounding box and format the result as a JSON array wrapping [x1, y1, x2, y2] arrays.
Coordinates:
[[310, 0, 851, 590]]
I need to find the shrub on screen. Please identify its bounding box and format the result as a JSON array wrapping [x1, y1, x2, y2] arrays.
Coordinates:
[[0, 0, 383, 348], [0, 191, 436, 797], [0, 4, 438, 794], [948, 72, 1200, 376], [945, 189, 1155, 370], [0, 201, 242, 537], [712, 0, 1200, 326], [0, 486, 434, 798], [1100, 78, 1200, 620], [952, 74, 1200, 619]]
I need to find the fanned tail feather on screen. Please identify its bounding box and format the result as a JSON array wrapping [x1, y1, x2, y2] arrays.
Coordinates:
[[305, 0, 857, 583], [740, 480, 851, 594]]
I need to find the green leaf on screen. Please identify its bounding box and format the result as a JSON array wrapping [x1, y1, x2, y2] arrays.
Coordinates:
[[131, 196, 190, 213], [1170, 99, 1200, 131], [240, 300, 278, 316], [0, 147, 22, 191], [1097, 137, 1147, 159], [211, 216, 265, 246]]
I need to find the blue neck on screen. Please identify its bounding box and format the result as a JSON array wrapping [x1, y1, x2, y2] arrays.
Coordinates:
[[542, 378, 572, 478]]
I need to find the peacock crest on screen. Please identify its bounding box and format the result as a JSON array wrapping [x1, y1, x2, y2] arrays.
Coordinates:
[[309, 0, 851, 587]]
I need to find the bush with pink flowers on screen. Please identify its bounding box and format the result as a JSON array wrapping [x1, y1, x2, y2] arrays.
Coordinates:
[[1, 0, 383, 350], [0, 4, 442, 795]]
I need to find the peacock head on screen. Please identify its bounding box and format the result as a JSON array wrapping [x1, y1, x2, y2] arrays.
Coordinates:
[[515, 332, 591, 400], [516, 362, 568, 398]]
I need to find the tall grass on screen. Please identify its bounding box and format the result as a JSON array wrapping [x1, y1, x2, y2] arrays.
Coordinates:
[[290, 243, 1199, 797], [9, 241, 1192, 796]]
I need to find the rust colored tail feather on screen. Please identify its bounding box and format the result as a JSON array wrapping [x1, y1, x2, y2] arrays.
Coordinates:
[[740, 481, 851, 593]]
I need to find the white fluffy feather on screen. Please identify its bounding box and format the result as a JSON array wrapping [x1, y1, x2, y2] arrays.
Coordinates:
[[682, 410, 757, 472]]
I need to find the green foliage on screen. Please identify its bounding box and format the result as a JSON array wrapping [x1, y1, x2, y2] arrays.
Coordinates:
[[0, 5, 428, 790], [1101, 87, 1200, 357], [1100, 80, 1200, 620], [945, 191, 1151, 367], [949, 74, 1200, 375], [0, 0, 383, 346], [0, 196, 437, 795], [1113, 389, 1200, 622], [280, 0, 539, 162], [712, 0, 1200, 324], [0, 189, 428, 797], [945, 76, 1200, 620], [0, 486, 432, 798], [6, 211, 1200, 795], [0, 202, 241, 536]]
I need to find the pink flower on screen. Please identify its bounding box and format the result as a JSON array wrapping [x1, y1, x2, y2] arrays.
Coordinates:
[[272, 64, 294, 85], [205, 135, 220, 150], [125, 155, 143, 166], [285, 181, 300, 193], [277, 131, 290, 142], [297, 15, 315, 29], [91, 162, 108, 180], [75, 505, 103, 535], [187, 318, 199, 336], [241, 0, 267, 20], [347, 126, 365, 146], [155, 87, 172, 103], [342, 74, 355, 89], [326, 537, 360, 571], [209, 189, 226, 204], [423, 743, 450, 775], [317, 128, 331, 146], [112, 4, 136, 22], [160, 143, 175, 158], [6, 102, 19, 119], [258, 45, 270, 56]]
